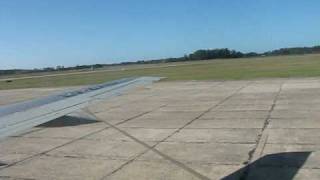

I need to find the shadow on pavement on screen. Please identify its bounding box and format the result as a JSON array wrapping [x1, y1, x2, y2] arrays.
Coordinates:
[[222, 152, 311, 180], [37, 115, 100, 127], [0, 161, 7, 166]]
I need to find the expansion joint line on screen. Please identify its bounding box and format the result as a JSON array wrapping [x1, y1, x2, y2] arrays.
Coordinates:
[[239, 81, 285, 180], [162, 81, 251, 140], [94, 81, 250, 180], [0, 104, 162, 172]]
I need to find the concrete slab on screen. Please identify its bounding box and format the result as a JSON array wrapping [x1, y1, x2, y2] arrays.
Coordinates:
[[0, 153, 35, 166], [268, 129, 320, 144], [118, 111, 203, 128], [160, 100, 219, 107], [48, 139, 148, 160], [166, 129, 260, 143], [107, 160, 203, 180], [221, 99, 275, 105], [0, 155, 126, 180], [0, 137, 69, 155], [86, 127, 177, 143], [119, 119, 191, 128], [158, 105, 212, 112], [239, 84, 280, 93], [107, 160, 243, 180], [0, 137, 69, 164], [94, 110, 148, 125], [215, 104, 272, 111], [229, 93, 277, 101], [134, 111, 203, 122], [112, 102, 165, 112], [1, 78, 320, 179], [271, 110, 320, 119], [274, 103, 320, 110], [200, 110, 269, 119], [269, 118, 320, 128], [282, 82, 320, 90], [186, 119, 265, 129], [262, 144, 320, 152], [140, 142, 254, 165]]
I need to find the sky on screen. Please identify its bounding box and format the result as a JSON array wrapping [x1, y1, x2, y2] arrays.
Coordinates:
[[0, 0, 319, 69]]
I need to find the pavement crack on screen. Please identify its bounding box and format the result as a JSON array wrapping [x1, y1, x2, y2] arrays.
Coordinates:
[[238, 82, 284, 180], [91, 82, 250, 180]]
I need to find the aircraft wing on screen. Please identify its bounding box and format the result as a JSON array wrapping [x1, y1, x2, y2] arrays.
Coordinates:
[[0, 77, 161, 139]]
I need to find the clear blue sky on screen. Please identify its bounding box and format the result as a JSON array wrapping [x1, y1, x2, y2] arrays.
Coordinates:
[[0, 0, 319, 69]]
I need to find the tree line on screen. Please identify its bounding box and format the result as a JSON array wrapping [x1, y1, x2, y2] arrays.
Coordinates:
[[120, 45, 320, 65], [1, 45, 320, 76]]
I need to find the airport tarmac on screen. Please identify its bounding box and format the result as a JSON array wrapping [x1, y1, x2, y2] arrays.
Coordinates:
[[0, 78, 320, 179]]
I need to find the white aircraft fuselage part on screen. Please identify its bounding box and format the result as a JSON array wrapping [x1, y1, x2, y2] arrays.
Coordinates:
[[0, 77, 161, 139]]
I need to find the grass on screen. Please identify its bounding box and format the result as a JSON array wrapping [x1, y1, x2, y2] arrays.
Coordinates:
[[1, 54, 320, 90]]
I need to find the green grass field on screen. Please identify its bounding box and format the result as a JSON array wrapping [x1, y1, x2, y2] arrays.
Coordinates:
[[1, 54, 320, 90]]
